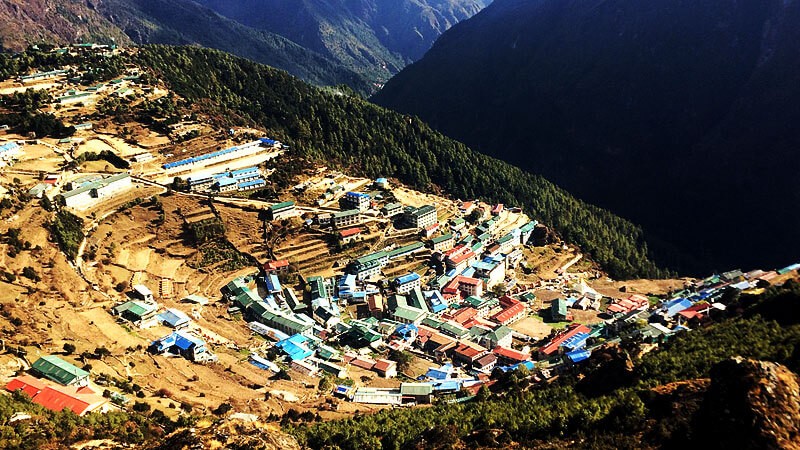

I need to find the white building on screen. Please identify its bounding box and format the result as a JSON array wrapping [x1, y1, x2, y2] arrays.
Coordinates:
[[404, 205, 437, 229], [340, 192, 371, 212], [59, 173, 132, 210], [132, 284, 154, 302], [332, 209, 361, 228], [352, 387, 402, 405], [0, 142, 22, 167]]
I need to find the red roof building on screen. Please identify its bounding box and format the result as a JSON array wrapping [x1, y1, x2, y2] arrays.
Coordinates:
[[492, 346, 529, 364], [442, 275, 483, 299], [499, 295, 521, 308], [452, 343, 488, 366], [6, 376, 108, 416], [449, 307, 478, 325], [491, 204, 504, 215], [444, 246, 478, 271], [539, 324, 592, 356], [491, 302, 526, 326], [263, 259, 290, 273], [607, 294, 649, 314], [338, 227, 363, 238], [5, 375, 46, 398], [421, 222, 440, 238], [350, 357, 377, 370], [677, 303, 713, 321], [43, 174, 60, 185], [373, 359, 397, 378], [474, 353, 498, 372]]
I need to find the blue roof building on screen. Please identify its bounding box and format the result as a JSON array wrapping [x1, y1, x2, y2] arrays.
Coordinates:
[[561, 332, 590, 351], [565, 349, 591, 364], [425, 290, 448, 314], [266, 274, 282, 294], [498, 360, 535, 373], [395, 323, 418, 340], [276, 334, 314, 361], [238, 179, 266, 190], [425, 363, 454, 380], [149, 331, 209, 361], [157, 309, 191, 328], [663, 298, 693, 318]]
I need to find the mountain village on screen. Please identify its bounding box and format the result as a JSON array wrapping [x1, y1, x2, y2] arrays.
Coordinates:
[[0, 45, 798, 421]]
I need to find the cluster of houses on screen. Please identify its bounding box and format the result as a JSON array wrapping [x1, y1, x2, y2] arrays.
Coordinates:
[[219, 196, 566, 399], [231, 187, 800, 406], [109, 285, 217, 363]]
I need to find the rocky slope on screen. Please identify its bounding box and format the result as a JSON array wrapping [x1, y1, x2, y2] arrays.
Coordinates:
[[0, 0, 131, 49], [151, 418, 302, 450], [696, 357, 800, 449]]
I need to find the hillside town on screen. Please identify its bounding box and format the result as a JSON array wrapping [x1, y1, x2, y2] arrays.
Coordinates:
[[0, 44, 798, 420]]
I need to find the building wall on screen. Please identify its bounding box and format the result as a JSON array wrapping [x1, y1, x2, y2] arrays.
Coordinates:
[[333, 214, 360, 227], [64, 176, 132, 210], [271, 208, 296, 220], [396, 279, 420, 294], [433, 239, 454, 252], [414, 210, 437, 229]]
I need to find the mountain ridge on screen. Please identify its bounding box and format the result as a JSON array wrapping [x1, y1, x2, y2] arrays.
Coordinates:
[[0, 0, 372, 91], [195, 0, 491, 82]]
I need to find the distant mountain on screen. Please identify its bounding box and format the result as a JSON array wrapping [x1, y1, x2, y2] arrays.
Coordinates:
[[194, 0, 491, 83], [373, 0, 800, 273], [0, 0, 371, 92]]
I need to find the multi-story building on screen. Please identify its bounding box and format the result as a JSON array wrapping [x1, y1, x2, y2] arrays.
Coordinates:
[[348, 251, 389, 280], [332, 209, 361, 228], [381, 202, 403, 217], [340, 192, 371, 212], [393, 273, 421, 294], [404, 205, 437, 229]]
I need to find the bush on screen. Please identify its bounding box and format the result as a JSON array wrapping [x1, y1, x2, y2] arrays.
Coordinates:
[[51, 211, 84, 260], [132, 401, 151, 412], [213, 402, 233, 416], [63, 343, 76, 354], [21, 266, 40, 282]]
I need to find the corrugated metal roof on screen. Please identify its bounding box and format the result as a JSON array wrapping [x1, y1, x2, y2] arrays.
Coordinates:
[[400, 383, 433, 396], [31, 356, 88, 386]]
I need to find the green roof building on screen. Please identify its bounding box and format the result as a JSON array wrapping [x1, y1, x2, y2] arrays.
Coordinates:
[[112, 300, 158, 325], [31, 355, 89, 386], [392, 306, 426, 324], [268, 201, 296, 220]]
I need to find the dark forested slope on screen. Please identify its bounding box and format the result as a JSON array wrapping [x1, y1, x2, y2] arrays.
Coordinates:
[[373, 0, 800, 274], [135, 45, 670, 279]]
